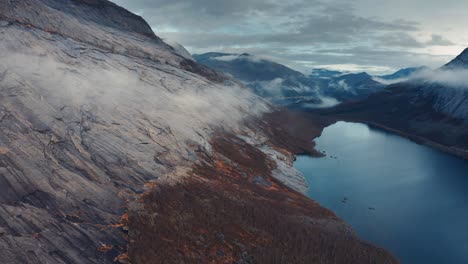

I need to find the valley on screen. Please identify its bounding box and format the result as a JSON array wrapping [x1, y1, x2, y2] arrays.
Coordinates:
[[0, 0, 467, 263], [0, 0, 399, 263]]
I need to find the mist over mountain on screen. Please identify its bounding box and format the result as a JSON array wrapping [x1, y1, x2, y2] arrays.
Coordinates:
[[322, 72, 386, 101], [195, 52, 394, 105], [194, 52, 324, 106], [0, 1, 398, 263], [318, 48, 468, 158], [99, 1, 468, 263], [163, 38, 194, 61]]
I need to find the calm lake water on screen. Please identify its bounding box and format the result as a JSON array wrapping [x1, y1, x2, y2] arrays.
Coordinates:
[[294, 122, 468, 264]]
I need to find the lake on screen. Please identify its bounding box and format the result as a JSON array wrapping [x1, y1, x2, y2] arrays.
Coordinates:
[[294, 122, 468, 264]]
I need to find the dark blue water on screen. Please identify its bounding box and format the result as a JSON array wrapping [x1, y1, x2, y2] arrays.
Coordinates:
[[294, 122, 468, 264]]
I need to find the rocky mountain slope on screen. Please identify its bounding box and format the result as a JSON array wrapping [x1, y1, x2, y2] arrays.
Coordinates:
[[0, 1, 398, 263], [315, 50, 468, 159]]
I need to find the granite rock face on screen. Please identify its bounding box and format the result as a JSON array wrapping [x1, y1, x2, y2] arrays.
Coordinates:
[[0, 1, 399, 263]]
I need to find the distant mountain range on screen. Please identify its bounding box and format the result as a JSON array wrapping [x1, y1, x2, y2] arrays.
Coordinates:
[[310, 68, 343, 79], [1, 1, 399, 263], [193, 52, 323, 106], [322, 72, 385, 101], [193, 49, 467, 158], [318, 48, 468, 159], [377, 66, 430, 81], [194, 52, 429, 106]]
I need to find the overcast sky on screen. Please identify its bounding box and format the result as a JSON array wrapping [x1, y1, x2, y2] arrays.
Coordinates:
[[114, 0, 467, 74]]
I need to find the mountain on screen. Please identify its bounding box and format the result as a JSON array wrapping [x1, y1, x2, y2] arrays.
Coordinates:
[[194, 53, 389, 107], [444, 48, 468, 69], [316, 49, 468, 159], [0, 1, 397, 263], [194, 52, 323, 106], [378, 66, 430, 81], [163, 38, 194, 61], [321, 72, 386, 101], [194, 52, 304, 81], [310, 68, 343, 79]]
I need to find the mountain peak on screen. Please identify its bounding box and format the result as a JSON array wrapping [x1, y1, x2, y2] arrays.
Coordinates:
[[444, 47, 468, 69], [461, 47, 468, 56]]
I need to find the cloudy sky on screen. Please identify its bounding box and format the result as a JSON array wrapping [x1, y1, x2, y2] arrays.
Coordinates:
[[114, 0, 467, 74]]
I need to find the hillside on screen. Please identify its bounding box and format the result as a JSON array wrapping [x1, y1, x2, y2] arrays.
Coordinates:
[[194, 52, 323, 106], [0, 1, 398, 263], [314, 50, 468, 159], [195, 53, 391, 106], [322, 72, 386, 101]]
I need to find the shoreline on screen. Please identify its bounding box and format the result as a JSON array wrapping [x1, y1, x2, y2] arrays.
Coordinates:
[[293, 118, 468, 264], [301, 111, 468, 161], [350, 120, 468, 160]]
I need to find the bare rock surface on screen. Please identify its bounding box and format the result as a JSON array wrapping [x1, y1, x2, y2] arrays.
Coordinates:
[[0, 1, 399, 263]]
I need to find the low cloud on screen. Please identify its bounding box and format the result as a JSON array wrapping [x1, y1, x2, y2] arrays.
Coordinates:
[[373, 76, 411, 85], [0, 49, 269, 144], [302, 96, 340, 109], [426, 34, 455, 46], [413, 68, 468, 88], [212, 54, 267, 63]]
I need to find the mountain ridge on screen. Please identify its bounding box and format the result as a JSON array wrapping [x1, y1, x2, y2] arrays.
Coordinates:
[[378, 66, 429, 80], [194, 52, 323, 106], [313, 48, 468, 159], [195, 52, 392, 105], [444, 48, 468, 69], [0, 1, 399, 263]]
